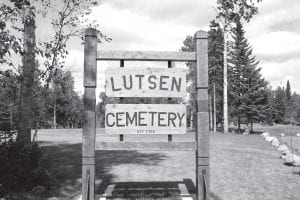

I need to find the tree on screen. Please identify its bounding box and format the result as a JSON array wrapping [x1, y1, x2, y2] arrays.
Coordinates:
[[1, 0, 109, 145], [284, 80, 293, 121], [273, 86, 285, 123], [181, 36, 196, 129], [51, 69, 83, 128], [181, 22, 224, 131], [215, 0, 262, 133], [0, 70, 19, 133], [208, 21, 224, 131], [229, 17, 267, 132]]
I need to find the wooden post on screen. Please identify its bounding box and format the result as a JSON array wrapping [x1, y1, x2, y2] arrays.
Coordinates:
[[195, 30, 210, 200], [119, 60, 124, 141], [82, 28, 97, 200], [168, 60, 173, 142]]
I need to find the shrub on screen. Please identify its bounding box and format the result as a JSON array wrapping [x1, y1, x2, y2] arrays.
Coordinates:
[[0, 142, 54, 198]]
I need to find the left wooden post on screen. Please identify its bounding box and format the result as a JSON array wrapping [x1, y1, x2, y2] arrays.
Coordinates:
[[82, 28, 97, 200]]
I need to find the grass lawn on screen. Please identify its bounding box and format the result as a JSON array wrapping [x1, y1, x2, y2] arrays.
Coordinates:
[[254, 124, 300, 153], [34, 128, 300, 200]]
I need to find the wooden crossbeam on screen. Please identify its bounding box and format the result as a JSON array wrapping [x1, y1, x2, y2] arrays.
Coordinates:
[[95, 142, 197, 151], [97, 51, 196, 62]]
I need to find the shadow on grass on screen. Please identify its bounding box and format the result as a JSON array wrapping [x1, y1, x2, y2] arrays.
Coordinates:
[[41, 142, 167, 199], [97, 179, 222, 200], [41, 142, 223, 200]]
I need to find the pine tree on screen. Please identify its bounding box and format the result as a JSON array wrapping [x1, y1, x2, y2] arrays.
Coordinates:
[[208, 21, 224, 128], [273, 86, 285, 123], [284, 80, 293, 121], [229, 17, 268, 132], [181, 21, 224, 130]]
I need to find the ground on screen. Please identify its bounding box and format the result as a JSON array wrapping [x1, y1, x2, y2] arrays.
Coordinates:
[[34, 126, 300, 200]]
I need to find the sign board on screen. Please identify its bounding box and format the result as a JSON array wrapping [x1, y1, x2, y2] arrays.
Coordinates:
[[105, 104, 186, 134], [105, 67, 186, 97]]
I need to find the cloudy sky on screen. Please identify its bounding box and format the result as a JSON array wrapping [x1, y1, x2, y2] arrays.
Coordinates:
[[3, 0, 300, 101], [63, 0, 300, 100]]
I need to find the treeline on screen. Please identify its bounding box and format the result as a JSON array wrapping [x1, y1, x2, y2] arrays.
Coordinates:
[[96, 17, 300, 131], [182, 18, 300, 132], [0, 68, 83, 133]]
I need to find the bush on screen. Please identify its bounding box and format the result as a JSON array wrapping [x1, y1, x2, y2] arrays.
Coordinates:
[[0, 142, 54, 198]]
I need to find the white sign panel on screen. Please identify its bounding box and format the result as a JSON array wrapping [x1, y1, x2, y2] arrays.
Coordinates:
[[105, 67, 186, 97], [105, 104, 186, 134]]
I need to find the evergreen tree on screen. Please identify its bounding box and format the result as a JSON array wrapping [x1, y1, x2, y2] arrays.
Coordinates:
[[181, 36, 196, 129], [284, 80, 293, 121], [273, 86, 285, 123], [229, 17, 268, 132], [208, 21, 224, 126], [181, 21, 224, 130]]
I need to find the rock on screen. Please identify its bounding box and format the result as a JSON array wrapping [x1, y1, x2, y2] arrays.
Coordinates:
[[48, 198, 59, 200], [271, 139, 279, 148], [277, 145, 288, 153], [73, 195, 82, 200], [262, 132, 270, 138]]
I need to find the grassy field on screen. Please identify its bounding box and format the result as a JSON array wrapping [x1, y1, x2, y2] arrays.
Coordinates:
[[34, 128, 300, 200], [254, 124, 300, 153]]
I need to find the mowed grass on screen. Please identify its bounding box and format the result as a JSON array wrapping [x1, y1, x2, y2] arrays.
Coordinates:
[[35, 129, 300, 200], [254, 124, 300, 153]]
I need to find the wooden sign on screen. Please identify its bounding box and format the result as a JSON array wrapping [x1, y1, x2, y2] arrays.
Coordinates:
[[105, 104, 186, 134], [105, 67, 186, 97]]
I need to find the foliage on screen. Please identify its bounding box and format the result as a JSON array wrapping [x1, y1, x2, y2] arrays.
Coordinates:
[[228, 17, 268, 131], [0, 68, 83, 131], [1, 0, 110, 144], [52, 69, 83, 128], [181, 22, 225, 128], [0, 141, 54, 198], [181, 35, 196, 129], [216, 0, 262, 24], [0, 70, 19, 141], [208, 21, 224, 124]]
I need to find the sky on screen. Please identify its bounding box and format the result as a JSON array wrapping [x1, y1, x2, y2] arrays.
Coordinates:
[[2, 0, 300, 101], [63, 0, 300, 101]]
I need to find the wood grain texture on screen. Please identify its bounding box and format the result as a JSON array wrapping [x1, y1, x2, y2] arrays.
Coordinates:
[[82, 28, 97, 200], [84, 29, 97, 87], [105, 104, 186, 134], [95, 141, 196, 151], [105, 67, 187, 98], [82, 165, 95, 200], [195, 30, 210, 200], [97, 50, 196, 61]]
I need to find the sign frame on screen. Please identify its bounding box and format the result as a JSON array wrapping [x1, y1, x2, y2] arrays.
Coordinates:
[[82, 28, 209, 200]]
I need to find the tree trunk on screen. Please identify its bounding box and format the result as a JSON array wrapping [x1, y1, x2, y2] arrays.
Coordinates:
[[9, 102, 13, 128], [17, 6, 35, 145], [209, 95, 213, 132], [238, 116, 241, 133], [213, 82, 217, 132], [223, 25, 229, 134], [53, 101, 56, 129], [190, 112, 193, 130]]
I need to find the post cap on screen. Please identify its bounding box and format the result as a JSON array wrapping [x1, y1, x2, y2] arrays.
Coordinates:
[[194, 30, 208, 39], [85, 28, 98, 37]]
